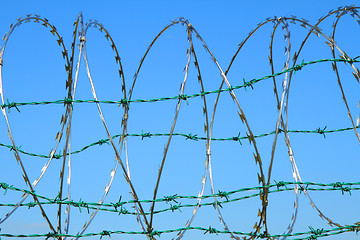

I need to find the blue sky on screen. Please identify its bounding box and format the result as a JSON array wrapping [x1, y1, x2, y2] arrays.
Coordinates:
[[0, 1, 359, 239]]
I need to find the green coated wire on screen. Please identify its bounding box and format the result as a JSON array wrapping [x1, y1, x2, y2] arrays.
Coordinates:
[[0, 36, 358, 239], [1, 181, 358, 215], [0, 57, 357, 161], [0, 57, 359, 111], [0, 125, 358, 159], [0, 222, 358, 238], [1, 12, 360, 240]]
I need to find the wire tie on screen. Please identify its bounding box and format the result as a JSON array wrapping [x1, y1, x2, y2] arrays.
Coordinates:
[[6, 99, 20, 113], [217, 190, 230, 201], [170, 203, 182, 212], [274, 180, 288, 190], [79, 200, 90, 214], [333, 182, 342, 188], [45, 232, 58, 240], [212, 200, 222, 209], [111, 202, 117, 211], [309, 226, 323, 239], [119, 98, 129, 109], [204, 226, 218, 235], [316, 126, 327, 138], [257, 231, 270, 239], [243, 78, 254, 91], [333, 182, 351, 195], [0, 182, 10, 195], [163, 194, 178, 203], [342, 186, 352, 196], [149, 230, 161, 237], [293, 59, 305, 72], [100, 230, 111, 239], [27, 202, 36, 209], [63, 98, 73, 105], [141, 130, 151, 140], [111, 196, 124, 211], [185, 133, 198, 141], [178, 94, 189, 104], [118, 206, 129, 215], [9, 145, 21, 152], [76, 198, 87, 213], [232, 132, 242, 145], [97, 139, 109, 145]]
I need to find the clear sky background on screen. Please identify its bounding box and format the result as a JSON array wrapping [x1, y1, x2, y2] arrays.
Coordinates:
[[0, 0, 359, 239]]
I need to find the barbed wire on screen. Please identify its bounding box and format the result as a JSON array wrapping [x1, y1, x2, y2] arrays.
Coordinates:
[[0, 181, 358, 216], [0, 222, 359, 239], [0, 5, 359, 240], [0, 179, 359, 239], [0, 57, 359, 112], [0, 125, 358, 160]]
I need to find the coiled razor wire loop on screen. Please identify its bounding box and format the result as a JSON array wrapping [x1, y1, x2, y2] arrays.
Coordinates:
[[0, 5, 359, 240]]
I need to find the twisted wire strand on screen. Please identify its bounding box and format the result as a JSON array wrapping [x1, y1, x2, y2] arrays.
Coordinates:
[[175, 23, 213, 240], [83, 15, 145, 235], [281, 8, 360, 229], [222, 7, 360, 238], [63, 13, 84, 239], [0, 15, 75, 237], [74, 19, 150, 239], [57, 14, 81, 238], [268, 17, 299, 240], [124, 17, 189, 238], [147, 19, 194, 235]]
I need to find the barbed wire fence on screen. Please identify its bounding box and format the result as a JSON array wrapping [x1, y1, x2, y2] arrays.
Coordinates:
[[0, 5, 359, 240]]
